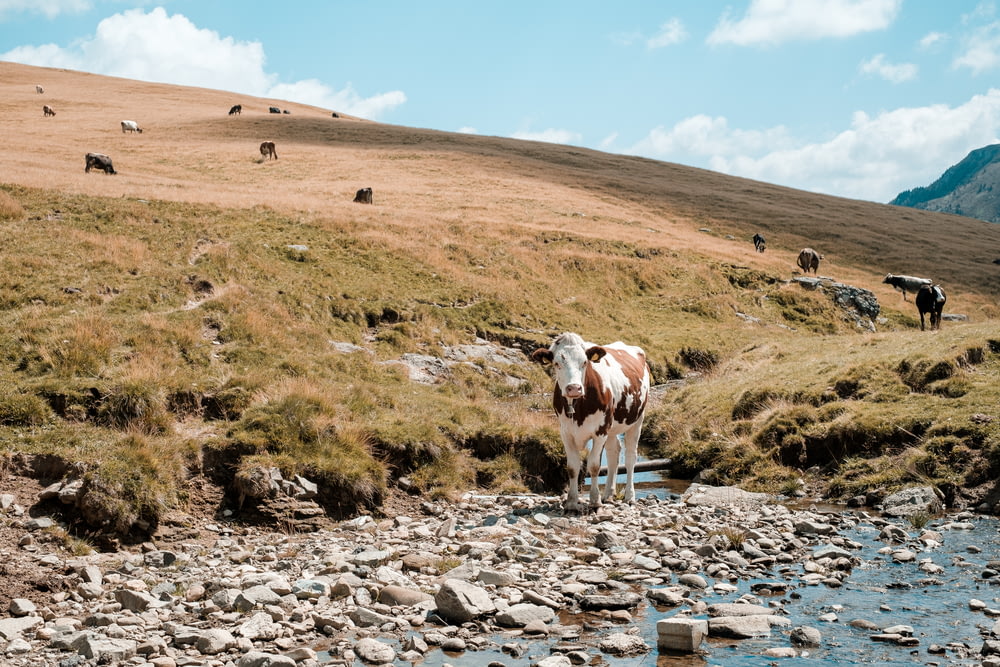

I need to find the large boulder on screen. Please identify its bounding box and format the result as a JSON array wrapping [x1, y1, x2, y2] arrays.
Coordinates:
[[433, 579, 496, 624]]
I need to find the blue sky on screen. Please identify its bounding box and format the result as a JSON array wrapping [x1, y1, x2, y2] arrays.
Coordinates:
[[4, 1, 1000, 203]]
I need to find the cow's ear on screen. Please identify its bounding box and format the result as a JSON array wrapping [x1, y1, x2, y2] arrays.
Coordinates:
[[586, 346, 607, 363], [531, 349, 553, 366]]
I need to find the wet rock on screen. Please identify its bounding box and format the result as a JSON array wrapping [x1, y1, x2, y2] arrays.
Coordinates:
[[495, 603, 555, 627], [354, 637, 396, 664], [790, 625, 822, 646], [598, 632, 649, 656], [708, 615, 772, 638], [656, 617, 707, 652], [579, 592, 642, 611]]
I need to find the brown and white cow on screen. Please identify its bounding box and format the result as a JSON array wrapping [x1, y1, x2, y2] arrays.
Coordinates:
[[532, 332, 650, 511], [259, 141, 277, 160], [43, 105, 55, 117], [121, 120, 142, 134]]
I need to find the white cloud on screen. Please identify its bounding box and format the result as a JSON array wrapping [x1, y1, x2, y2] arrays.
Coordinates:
[[708, 0, 902, 46], [0, 0, 90, 19], [510, 128, 583, 145], [647, 18, 686, 49], [859, 53, 917, 83], [0, 7, 406, 119], [919, 31, 947, 49], [954, 21, 1000, 74], [627, 91, 1000, 202], [599, 131, 619, 150], [457, 126, 478, 134]]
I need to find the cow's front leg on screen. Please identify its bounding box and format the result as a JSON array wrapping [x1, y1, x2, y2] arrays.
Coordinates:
[[562, 438, 585, 512], [587, 437, 607, 508]]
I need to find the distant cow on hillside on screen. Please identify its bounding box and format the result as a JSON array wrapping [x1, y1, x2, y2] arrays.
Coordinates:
[[259, 141, 277, 160], [42, 105, 55, 117], [353, 187, 373, 204], [269, 106, 281, 114], [752, 233, 766, 253], [883, 273, 932, 301], [121, 120, 142, 134], [915, 284, 946, 331], [85, 153, 116, 175], [797, 248, 822, 274], [35, 85, 43, 94], [228, 104, 242, 116]]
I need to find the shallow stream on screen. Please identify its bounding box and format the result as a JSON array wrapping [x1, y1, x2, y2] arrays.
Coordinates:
[[325, 468, 1000, 666]]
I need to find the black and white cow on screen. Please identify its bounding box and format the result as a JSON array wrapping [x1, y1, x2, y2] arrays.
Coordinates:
[[532, 332, 650, 511], [85, 153, 116, 175]]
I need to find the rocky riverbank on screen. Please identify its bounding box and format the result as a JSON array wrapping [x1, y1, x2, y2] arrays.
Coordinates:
[[1, 481, 999, 667]]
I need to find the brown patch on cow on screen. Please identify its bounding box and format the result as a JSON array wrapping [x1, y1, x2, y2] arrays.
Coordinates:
[[606, 347, 649, 424]]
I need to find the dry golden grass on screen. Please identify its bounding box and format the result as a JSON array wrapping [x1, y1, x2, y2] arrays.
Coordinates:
[[5, 61, 999, 313], [3, 61, 1000, 530]]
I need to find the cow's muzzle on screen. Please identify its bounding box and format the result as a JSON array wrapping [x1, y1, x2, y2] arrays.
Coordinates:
[[563, 384, 583, 399]]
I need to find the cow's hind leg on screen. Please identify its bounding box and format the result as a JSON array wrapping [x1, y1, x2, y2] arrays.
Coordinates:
[[620, 420, 643, 503]]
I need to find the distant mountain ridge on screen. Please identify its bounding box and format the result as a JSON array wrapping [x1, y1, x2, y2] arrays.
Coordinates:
[[890, 144, 1000, 223]]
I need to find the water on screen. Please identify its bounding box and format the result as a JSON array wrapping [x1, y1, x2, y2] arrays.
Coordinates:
[[321, 463, 1000, 665]]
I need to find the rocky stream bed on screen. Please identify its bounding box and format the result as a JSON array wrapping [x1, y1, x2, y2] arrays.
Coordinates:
[[3, 477, 1000, 667]]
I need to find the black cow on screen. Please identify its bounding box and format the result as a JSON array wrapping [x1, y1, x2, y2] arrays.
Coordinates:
[[331, 112, 340, 118], [353, 187, 373, 204], [915, 284, 946, 331], [752, 233, 766, 253], [228, 104, 242, 116], [269, 106, 281, 114], [84, 152, 116, 175]]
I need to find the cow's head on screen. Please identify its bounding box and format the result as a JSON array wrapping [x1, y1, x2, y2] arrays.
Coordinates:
[[531, 333, 606, 400]]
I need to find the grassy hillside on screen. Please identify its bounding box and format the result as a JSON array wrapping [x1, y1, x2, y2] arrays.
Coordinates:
[[2, 61, 1000, 538]]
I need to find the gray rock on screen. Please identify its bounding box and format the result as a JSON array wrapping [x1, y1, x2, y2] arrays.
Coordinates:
[[880, 486, 943, 517], [434, 579, 496, 623], [196, 628, 238, 654], [114, 588, 158, 612], [377, 584, 433, 606], [598, 632, 649, 656], [708, 603, 772, 617], [678, 573, 709, 589], [354, 638, 396, 665], [9, 598, 36, 616], [238, 651, 297, 667], [0, 616, 42, 640], [790, 625, 822, 646], [143, 550, 177, 567], [495, 603, 555, 627], [579, 592, 643, 610], [708, 615, 773, 638], [71, 633, 137, 662]]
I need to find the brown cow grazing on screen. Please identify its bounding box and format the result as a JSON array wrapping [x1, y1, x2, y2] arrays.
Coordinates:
[[797, 248, 822, 274], [84, 153, 116, 175], [915, 284, 946, 331], [531, 332, 650, 512], [42, 105, 55, 117], [259, 141, 277, 160], [228, 104, 242, 115], [353, 187, 373, 204]]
